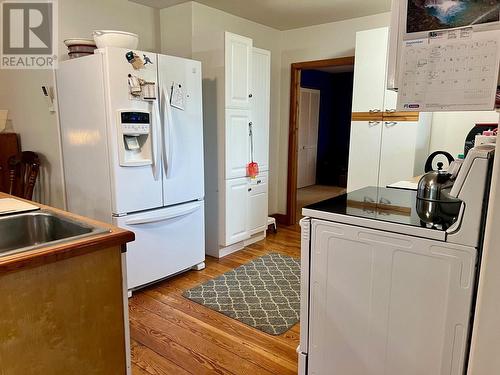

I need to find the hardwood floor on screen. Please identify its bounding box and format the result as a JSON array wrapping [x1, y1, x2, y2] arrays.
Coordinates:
[[296, 184, 345, 223], [130, 224, 301, 375]]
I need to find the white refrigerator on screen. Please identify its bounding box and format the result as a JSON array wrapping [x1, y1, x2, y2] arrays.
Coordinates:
[[56, 47, 205, 291]]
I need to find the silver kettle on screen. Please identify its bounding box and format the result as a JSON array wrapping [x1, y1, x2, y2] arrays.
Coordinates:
[[416, 153, 462, 228]]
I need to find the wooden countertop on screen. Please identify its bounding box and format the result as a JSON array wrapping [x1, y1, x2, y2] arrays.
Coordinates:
[[0, 193, 134, 272]]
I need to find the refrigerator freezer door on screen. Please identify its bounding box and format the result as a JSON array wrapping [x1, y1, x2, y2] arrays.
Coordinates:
[[157, 55, 205, 206], [115, 201, 205, 290], [101, 47, 163, 215]]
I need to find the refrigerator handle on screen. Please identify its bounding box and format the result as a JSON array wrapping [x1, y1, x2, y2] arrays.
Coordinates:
[[160, 85, 174, 179], [152, 100, 162, 181], [124, 201, 201, 225]]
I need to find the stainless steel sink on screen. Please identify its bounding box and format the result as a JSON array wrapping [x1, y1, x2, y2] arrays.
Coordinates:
[[0, 210, 109, 256]]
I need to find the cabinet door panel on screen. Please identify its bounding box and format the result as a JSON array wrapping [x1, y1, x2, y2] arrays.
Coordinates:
[[226, 109, 250, 179], [379, 121, 418, 187], [347, 121, 383, 192], [247, 172, 268, 235], [352, 27, 389, 113], [225, 32, 252, 109], [251, 47, 270, 171], [224, 177, 249, 246]]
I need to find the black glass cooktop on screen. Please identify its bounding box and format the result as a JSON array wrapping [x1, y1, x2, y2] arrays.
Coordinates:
[[303, 186, 452, 231]]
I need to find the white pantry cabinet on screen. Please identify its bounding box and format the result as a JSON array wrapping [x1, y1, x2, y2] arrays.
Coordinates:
[[195, 31, 271, 258]]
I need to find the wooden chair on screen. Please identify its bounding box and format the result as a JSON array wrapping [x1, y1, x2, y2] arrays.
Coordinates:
[[8, 151, 40, 200]]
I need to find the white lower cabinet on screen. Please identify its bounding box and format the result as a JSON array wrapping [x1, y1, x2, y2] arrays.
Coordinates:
[[378, 120, 418, 187], [347, 120, 383, 192], [223, 172, 269, 246], [224, 177, 250, 245], [247, 173, 268, 235], [306, 219, 476, 375]]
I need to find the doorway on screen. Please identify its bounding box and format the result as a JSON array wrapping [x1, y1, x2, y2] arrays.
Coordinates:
[[285, 57, 355, 225]]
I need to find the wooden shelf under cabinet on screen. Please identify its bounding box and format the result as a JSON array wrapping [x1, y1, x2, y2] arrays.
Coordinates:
[[351, 111, 419, 122]]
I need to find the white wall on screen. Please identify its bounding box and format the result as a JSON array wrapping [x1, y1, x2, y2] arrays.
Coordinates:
[[429, 111, 500, 157], [276, 12, 391, 213], [0, 0, 159, 208], [160, 2, 193, 59]]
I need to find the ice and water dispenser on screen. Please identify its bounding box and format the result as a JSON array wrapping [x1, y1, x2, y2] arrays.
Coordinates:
[[117, 110, 153, 166]]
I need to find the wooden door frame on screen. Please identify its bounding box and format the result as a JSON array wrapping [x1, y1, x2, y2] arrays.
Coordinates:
[[281, 56, 355, 225]]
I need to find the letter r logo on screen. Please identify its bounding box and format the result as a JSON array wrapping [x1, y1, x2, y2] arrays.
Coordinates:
[[2, 2, 53, 55]]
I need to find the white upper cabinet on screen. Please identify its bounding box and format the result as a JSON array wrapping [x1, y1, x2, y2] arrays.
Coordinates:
[[251, 47, 271, 172], [225, 109, 251, 179], [347, 121, 383, 192], [351, 27, 389, 113], [225, 32, 253, 109]]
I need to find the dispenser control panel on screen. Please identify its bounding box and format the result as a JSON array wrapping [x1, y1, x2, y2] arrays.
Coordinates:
[[120, 111, 150, 135], [116, 110, 153, 167]]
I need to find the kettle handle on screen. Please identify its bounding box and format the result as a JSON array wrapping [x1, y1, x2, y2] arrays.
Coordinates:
[[424, 151, 455, 173]]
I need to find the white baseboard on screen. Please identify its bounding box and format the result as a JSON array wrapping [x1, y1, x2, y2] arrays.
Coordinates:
[[208, 230, 267, 258]]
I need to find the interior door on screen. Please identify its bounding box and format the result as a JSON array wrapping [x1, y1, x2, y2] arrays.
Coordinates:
[[378, 121, 418, 187], [225, 109, 251, 179], [251, 47, 270, 172], [157, 55, 205, 206], [224, 177, 250, 246], [297, 88, 320, 189], [347, 120, 383, 192], [225, 32, 252, 109]]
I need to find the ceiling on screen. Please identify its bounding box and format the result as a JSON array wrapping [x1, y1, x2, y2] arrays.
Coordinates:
[[131, 0, 392, 30]]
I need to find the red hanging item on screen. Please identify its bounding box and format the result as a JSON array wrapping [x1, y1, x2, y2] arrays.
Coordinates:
[[247, 121, 259, 178]]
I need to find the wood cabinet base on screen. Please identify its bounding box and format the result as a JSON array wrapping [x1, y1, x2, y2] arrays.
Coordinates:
[[0, 246, 127, 375]]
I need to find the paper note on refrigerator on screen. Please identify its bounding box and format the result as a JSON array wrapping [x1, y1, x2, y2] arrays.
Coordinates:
[[397, 30, 500, 111], [170, 83, 185, 110]]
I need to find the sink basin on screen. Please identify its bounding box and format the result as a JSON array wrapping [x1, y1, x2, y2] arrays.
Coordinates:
[[0, 210, 109, 257]]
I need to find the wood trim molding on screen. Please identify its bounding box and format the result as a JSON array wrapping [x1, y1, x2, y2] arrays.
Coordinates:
[[383, 111, 420, 122], [285, 56, 355, 225], [351, 111, 420, 122]]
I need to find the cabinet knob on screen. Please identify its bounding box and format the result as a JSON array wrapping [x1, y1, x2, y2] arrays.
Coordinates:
[[369, 109, 381, 113], [248, 188, 252, 192], [385, 109, 396, 113], [248, 93, 253, 98], [385, 121, 397, 126]]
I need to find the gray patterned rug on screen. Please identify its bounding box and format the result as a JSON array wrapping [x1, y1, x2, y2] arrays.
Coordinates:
[[183, 253, 300, 335]]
